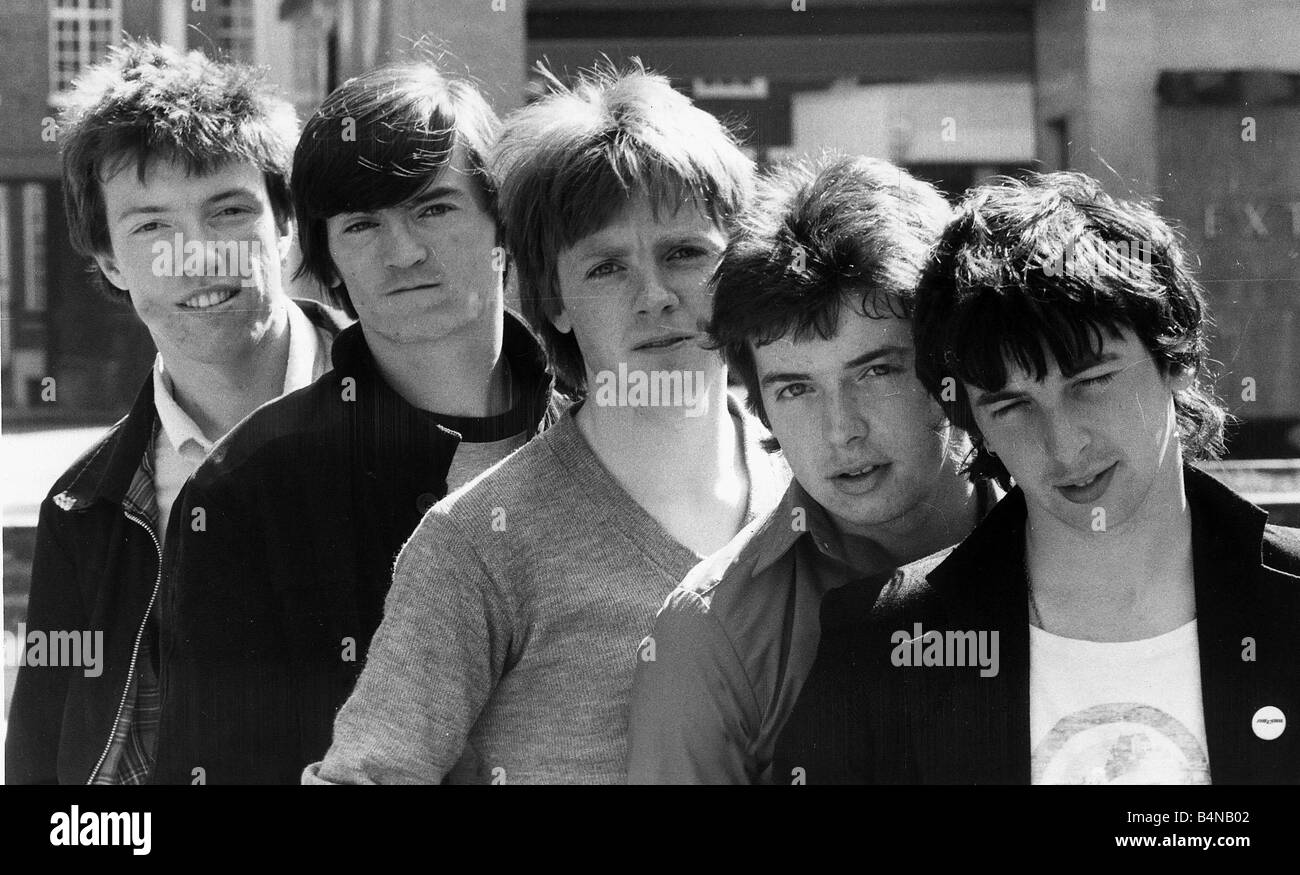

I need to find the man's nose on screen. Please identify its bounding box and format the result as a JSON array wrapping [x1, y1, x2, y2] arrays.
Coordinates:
[[632, 265, 680, 315], [825, 387, 868, 446], [382, 220, 429, 269], [1039, 406, 1090, 465]]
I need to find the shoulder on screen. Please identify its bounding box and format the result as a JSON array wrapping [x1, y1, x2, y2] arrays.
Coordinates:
[[1263, 522, 1300, 578], [291, 297, 352, 338], [396, 426, 578, 572], [819, 545, 954, 636], [190, 373, 348, 492]]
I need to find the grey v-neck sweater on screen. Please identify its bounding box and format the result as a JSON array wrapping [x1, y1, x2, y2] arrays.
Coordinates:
[[305, 399, 789, 784]]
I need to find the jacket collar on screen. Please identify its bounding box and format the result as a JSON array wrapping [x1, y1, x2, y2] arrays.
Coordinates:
[[56, 373, 159, 511], [328, 308, 561, 440], [925, 464, 1274, 616]]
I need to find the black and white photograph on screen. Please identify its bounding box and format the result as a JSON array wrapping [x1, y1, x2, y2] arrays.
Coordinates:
[[1, 0, 1297, 859]]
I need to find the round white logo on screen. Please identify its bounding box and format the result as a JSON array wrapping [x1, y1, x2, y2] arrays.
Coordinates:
[[1252, 706, 1286, 741]]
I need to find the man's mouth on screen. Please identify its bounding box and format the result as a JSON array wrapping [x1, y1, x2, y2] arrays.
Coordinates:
[[1055, 462, 1119, 504], [179, 287, 240, 310], [829, 462, 889, 492], [387, 283, 441, 295], [634, 334, 696, 351]]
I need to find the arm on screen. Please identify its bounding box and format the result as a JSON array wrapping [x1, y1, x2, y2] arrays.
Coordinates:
[[307, 511, 512, 784], [625, 587, 760, 784], [5, 498, 83, 784]]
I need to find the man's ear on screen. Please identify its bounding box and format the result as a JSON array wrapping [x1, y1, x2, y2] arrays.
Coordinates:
[[1168, 363, 1196, 393], [92, 251, 128, 292], [276, 212, 295, 262], [549, 304, 573, 335]]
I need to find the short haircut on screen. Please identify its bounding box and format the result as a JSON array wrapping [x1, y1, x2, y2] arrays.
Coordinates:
[[709, 153, 952, 430], [491, 61, 755, 395], [58, 37, 299, 300], [292, 62, 501, 318], [913, 171, 1228, 486]]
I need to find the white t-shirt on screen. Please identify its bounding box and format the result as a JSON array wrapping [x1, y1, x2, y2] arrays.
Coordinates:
[[1029, 619, 1211, 784]]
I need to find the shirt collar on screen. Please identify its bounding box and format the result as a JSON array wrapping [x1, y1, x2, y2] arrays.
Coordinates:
[[750, 474, 1002, 578], [153, 302, 323, 454]]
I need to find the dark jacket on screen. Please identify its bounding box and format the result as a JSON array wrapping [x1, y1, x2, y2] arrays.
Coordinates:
[[151, 312, 567, 784], [774, 466, 1300, 785], [5, 299, 349, 784]]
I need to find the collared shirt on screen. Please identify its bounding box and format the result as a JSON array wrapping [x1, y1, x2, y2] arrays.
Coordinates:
[[626, 475, 999, 784], [151, 301, 331, 548]]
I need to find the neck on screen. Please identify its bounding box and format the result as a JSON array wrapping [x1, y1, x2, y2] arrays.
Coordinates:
[[835, 459, 980, 567], [1025, 461, 1194, 639], [576, 369, 741, 497], [362, 311, 513, 418], [156, 303, 292, 441]]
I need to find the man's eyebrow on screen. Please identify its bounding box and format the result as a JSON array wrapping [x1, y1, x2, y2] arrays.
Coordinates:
[[115, 187, 261, 223], [205, 186, 261, 205], [409, 186, 464, 205], [1061, 350, 1122, 378], [843, 345, 909, 370], [760, 370, 812, 389], [972, 386, 1028, 408]]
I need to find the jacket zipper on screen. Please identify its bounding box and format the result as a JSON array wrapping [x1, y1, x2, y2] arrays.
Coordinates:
[[85, 509, 162, 784]]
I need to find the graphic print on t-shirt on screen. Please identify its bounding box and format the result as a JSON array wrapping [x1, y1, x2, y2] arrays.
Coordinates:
[[1031, 702, 1211, 784], [1029, 620, 1210, 784]]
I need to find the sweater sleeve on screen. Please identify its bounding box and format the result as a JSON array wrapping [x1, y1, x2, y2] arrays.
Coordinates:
[[625, 586, 760, 785], [308, 509, 514, 784]]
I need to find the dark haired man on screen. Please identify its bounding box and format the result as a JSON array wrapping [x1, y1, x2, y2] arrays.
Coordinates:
[[306, 64, 787, 785], [626, 154, 996, 784], [150, 63, 564, 784], [5, 40, 348, 785], [775, 172, 1300, 784]]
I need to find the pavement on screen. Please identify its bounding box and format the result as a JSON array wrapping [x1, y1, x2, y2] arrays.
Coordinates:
[[1, 426, 109, 529]]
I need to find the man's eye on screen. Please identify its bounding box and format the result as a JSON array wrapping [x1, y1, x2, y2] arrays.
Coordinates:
[[342, 220, 377, 234], [991, 400, 1025, 419], [132, 221, 164, 234], [215, 206, 252, 218], [858, 364, 893, 380], [586, 262, 621, 279], [420, 203, 454, 218], [1080, 372, 1117, 390], [668, 246, 708, 261], [775, 383, 810, 400]]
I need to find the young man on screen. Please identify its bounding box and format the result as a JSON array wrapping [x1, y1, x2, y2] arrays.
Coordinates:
[[626, 155, 997, 784], [304, 64, 789, 785], [149, 64, 565, 784], [775, 172, 1300, 784], [5, 40, 348, 784]]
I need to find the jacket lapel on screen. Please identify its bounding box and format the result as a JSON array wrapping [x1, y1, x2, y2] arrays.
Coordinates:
[[913, 489, 1033, 783]]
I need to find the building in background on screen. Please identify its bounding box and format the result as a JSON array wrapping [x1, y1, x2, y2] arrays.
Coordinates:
[[1, 0, 1298, 459]]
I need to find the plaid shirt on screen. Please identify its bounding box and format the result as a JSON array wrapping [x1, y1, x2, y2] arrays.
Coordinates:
[[91, 425, 164, 785]]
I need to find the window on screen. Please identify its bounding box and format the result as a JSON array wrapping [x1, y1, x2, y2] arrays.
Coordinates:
[[22, 184, 48, 314], [48, 0, 121, 98], [191, 0, 256, 62]]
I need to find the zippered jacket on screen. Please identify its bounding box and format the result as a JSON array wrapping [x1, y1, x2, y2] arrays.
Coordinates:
[[4, 299, 349, 784]]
